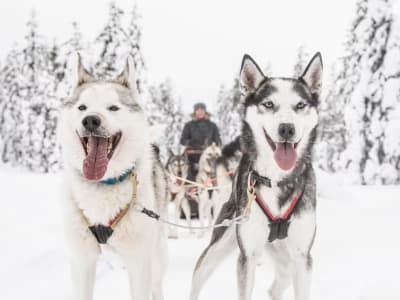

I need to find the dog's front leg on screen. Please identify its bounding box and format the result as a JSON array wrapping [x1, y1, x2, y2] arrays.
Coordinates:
[[70, 249, 99, 300], [64, 197, 100, 300], [125, 248, 152, 300], [292, 253, 312, 300], [181, 197, 193, 233], [237, 251, 257, 300], [119, 226, 154, 300]]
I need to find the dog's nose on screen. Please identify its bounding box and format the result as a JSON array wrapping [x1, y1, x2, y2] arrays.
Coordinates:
[[82, 115, 101, 132], [278, 123, 295, 140]]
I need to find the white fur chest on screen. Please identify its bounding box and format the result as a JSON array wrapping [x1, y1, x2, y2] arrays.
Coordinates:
[[69, 175, 132, 225]]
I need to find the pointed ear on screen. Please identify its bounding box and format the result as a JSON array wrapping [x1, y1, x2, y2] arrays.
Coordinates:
[[240, 54, 265, 93], [72, 52, 94, 88], [168, 148, 174, 158], [115, 56, 138, 92], [300, 52, 323, 96]]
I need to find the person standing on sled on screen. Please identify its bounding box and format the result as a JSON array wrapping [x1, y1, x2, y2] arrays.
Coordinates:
[[180, 102, 221, 217]]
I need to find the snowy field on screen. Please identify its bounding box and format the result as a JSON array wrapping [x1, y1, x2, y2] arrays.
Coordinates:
[[0, 169, 399, 300]]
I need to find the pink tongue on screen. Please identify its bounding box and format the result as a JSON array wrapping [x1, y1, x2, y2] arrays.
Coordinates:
[[83, 136, 109, 180], [274, 143, 297, 171]]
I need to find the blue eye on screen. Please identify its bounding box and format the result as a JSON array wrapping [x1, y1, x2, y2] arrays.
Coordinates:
[[263, 101, 274, 109], [108, 105, 120, 111], [296, 102, 307, 110], [78, 104, 87, 111]]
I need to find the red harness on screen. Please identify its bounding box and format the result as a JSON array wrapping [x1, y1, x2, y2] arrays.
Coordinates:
[[250, 176, 304, 242], [254, 189, 303, 222]]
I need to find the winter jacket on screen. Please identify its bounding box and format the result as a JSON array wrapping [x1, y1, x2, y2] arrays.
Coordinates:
[[180, 118, 221, 149]]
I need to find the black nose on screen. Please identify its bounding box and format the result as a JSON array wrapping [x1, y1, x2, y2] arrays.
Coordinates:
[[82, 115, 101, 132], [278, 123, 295, 140]]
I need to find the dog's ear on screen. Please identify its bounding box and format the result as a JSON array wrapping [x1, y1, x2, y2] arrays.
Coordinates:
[[115, 56, 138, 92], [300, 52, 323, 97], [167, 148, 174, 158], [72, 53, 94, 88], [240, 54, 265, 93]]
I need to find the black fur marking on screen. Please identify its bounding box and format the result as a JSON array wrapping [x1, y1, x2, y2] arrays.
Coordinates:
[[222, 136, 241, 157], [244, 79, 277, 110], [216, 136, 242, 179], [295, 79, 319, 106], [208, 195, 237, 248]]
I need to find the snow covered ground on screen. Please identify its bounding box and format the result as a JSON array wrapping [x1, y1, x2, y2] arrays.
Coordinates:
[[0, 169, 399, 300]]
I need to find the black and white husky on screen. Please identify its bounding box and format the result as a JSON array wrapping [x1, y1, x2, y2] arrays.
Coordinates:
[[190, 53, 323, 300], [59, 55, 168, 300], [165, 150, 192, 238]]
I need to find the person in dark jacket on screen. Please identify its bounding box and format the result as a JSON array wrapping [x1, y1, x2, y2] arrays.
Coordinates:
[[180, 102, 221, 182], [180, 102, 221, 218]]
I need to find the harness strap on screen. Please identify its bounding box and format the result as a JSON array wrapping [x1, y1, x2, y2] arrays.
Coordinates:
[[82, 173, 138, 244], [254, 189, 303, 221], [248, 172, 304, 242]]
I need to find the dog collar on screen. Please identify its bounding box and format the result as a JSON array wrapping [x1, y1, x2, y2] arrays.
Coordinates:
[[100, 168, 134, 185]]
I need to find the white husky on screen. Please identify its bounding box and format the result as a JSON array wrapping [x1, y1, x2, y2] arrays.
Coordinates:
[[196, 143, 222, 232], [59, 54, 168, 300]]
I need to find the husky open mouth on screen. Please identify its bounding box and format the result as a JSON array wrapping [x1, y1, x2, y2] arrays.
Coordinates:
[[263, 129, 299, 171], [77, 132, 122, 180]]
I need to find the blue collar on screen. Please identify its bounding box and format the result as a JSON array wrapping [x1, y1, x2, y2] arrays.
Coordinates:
[[100, 168, 134, 185]]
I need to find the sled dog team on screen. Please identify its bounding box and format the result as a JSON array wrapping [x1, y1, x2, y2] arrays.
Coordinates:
[[59, 51, 323, 300]]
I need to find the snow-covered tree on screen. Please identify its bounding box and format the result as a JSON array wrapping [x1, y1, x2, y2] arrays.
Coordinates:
[[319, 0, 400, 184], [20, 11, 57, 172], [0, 45, 25, 166], [93, 2, 146, 90], [216, 78, 242, 144], [147, 79, 184, 159], [93, 2, 126, 79], [293, 44, 309, 77], [125, 4, 146, 92]]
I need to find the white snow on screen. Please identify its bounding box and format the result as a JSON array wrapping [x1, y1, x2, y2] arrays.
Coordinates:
[[0, 169, 399, 299]]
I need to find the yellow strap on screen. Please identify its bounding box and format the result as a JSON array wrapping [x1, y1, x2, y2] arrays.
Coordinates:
[[130, 173, 138, 204], [244, 173, 257, 216], [110, 205, 130, 230], [245, 185, 256, 216], [81, 173, 138, 229]]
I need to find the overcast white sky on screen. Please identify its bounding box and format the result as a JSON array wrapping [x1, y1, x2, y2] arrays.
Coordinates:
[[0, 0, 362, 113]]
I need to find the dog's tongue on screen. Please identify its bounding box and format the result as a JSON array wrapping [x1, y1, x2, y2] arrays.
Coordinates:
[[274, 142, 297, 171], [83, 136, 109, 181]]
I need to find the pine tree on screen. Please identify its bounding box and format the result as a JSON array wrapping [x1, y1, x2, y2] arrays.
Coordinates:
[[293, 44, 309, 77], [94, 2, 127, 79], [316, 65, 348, 172], [216, 78, 242, 144], [146, 79, 184, 159], [20, 10, 52, 172], [320, 0, 400, 184], [58, 22, 86, 98], [0, 45, 25, 166], [125, 4, 146, 92]]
